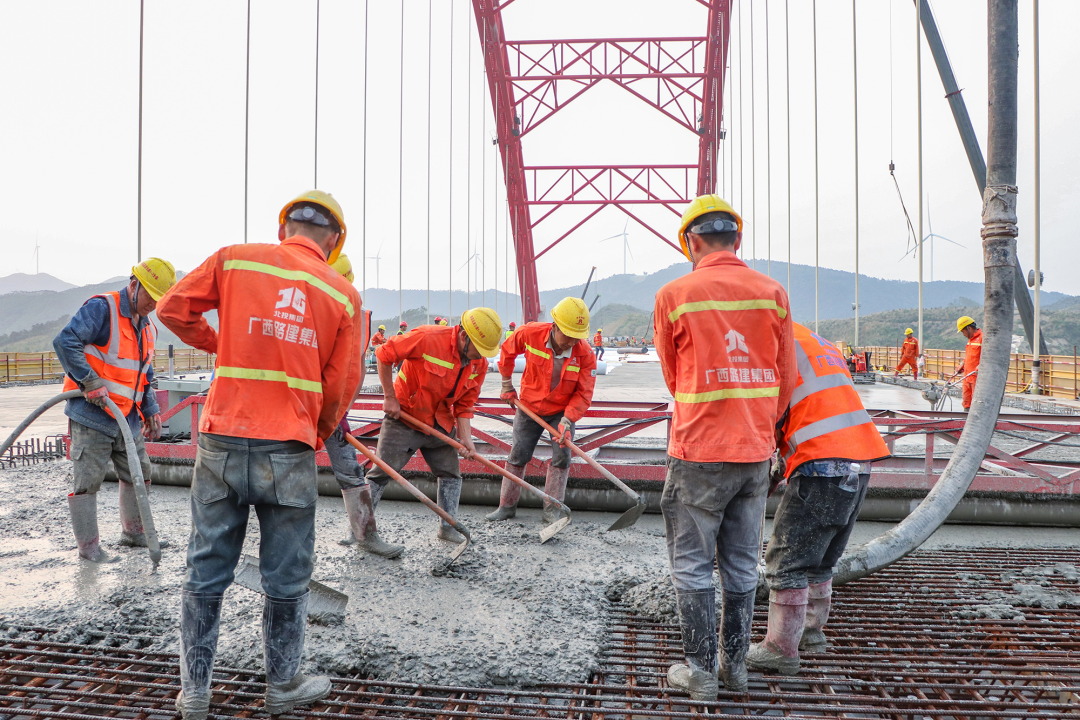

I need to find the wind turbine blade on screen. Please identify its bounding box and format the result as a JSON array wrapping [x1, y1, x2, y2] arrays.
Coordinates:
[[626, 241, 634, 260], [929, 233, 964, 248], [601, 234, 622, 241]]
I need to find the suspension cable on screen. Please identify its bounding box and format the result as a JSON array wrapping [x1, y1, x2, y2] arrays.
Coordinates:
[[750, 0, 756, 268], [765, 1, 771, 278], [398, 0, 404, 326], [813, 0, 820, 331], [916, 0, 925, 343], [785, 0, 791, 293], [427, 0, 433, 324], [137, 0, 144, 262], [448, 1, 455, 320], [853, 0, 861, 346], [314, 0, 321, 187], [362, 0, 369, 289], [466, 24, 473, 311], [244, 0, 251, 244]]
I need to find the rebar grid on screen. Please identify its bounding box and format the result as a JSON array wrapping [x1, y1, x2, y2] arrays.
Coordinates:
[[1, 548, 1077, 718]]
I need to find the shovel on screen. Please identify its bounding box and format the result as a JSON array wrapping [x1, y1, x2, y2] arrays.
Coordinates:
[[341, 432, 472, 572], [233, 554, 348, 625], [513, 399, 647, 531], [396, 411, 571, 543]]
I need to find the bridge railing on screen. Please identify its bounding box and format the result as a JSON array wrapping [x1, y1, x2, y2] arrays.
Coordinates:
[[0, 347, 216, 385]]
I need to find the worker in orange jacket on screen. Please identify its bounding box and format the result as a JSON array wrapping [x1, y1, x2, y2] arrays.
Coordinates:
[[653, 194, 796, 701], [894, 328, 919, 379], [952, 315, 983, 410], [158, 190, 361, 720], [592, 328, 605, 361], [487, 297, 597, 524], [367, 308, 502, 542], [746, 322, 890, 676]]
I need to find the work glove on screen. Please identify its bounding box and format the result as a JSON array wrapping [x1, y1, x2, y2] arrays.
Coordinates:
[[499, 376, 518, 404], [143, 413, 162, 440], [768, 454, 786, 496], [82, 376, 109, 409], [554, 418, 574, 447]]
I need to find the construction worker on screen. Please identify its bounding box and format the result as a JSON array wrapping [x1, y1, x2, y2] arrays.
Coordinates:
[[439, 317, 449, 326], [593, 328, 605, 361], [504, 321, 517, 340], [157, 190, 362, 720], [397, 320, 408, 335], [53, 258, 176, 563], [370, 324, 387, 348], [488, 297, 597, 524], [746, 322, 890, 676], [653, 194, 796, 701], [952, 316, 982, 410], [894, 328, 919, 380], [367, 307, 501, 541]]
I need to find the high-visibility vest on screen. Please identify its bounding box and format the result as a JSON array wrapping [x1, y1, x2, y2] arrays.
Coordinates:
[[62, 291, 155, 420], [497, 322, 597, 423], [781, 323, 890, 476]]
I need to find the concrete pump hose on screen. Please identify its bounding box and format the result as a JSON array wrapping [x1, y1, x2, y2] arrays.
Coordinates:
[[0, 390, 82, 459]]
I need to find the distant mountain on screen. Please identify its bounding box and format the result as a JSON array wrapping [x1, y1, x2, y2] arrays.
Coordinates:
[[0, 273, 77, 295]]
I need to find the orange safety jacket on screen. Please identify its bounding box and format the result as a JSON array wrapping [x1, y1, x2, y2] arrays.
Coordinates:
[[592, 331, 603, 348], [900, 336, 919, 360], [156, 236, 363, 448], [61, 291, 155, 421], [498, 321, 597, 423], [958, 329, 983, 380], [653, 251, 797, 463], [781, 323, 891, 476], [375, 324, 487, 431], [370, 330, 387, 347]]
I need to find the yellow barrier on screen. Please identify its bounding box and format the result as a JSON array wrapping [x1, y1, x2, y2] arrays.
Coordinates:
[[1, 348, 216, 385]]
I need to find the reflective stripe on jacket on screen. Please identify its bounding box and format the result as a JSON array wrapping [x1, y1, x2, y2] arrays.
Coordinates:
[[375, 325, 487, 431], [61, 291, 155, 421], [901, 336, 919, 360], [498, 321, 597, 423], [959, 329, 983, 377], [781, 323, 890, 476], [156, 236, 363, 448], [653, 251, 796, 463]]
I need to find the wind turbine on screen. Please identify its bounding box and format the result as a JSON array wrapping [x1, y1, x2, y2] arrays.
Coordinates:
[[366, 245, 383, 288], [459, 251, 482, 306], [900, 199, 964, 281], [32, 237, 40, 275], [601, 218, 633, 275]]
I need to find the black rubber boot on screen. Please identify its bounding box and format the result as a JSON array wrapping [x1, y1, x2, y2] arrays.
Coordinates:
[[177, 590, 223, 720], [666, 588, 718, 702], [68, 492, 117, 563], [262, 593, 330, 715], [719, 588, 756, 692]]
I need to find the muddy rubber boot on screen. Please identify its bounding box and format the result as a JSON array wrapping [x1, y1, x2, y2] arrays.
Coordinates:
[[718, 588, 755, 692], [800, 579, 832, 652], [117, 480, 169, 548], [368, 480, 387, 509], [747, 587, 809, 675], [436, 476, 465, 542], [340, 485, 404, 558], [177, 590, 223, 720], [68, 492, 117, 563], [485, 465, 525, 521], [666, 588, 719, 702], [541, 464, 569, 525], [263, 593, 330, 715]]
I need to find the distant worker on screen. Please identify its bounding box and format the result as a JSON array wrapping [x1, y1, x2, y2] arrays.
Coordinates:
[[368, 308, 501, 541], [746, 322, 890, 676], [488, 297, 597, 524], [504, 321, 516, 340], [592, 328, 604, 361], [653, 194, 796, 701], [438, 317, 449, 326], [951, 316, 982, 410], [53, 258, 176, 563], [157, 190, 362, 720], [894, 328, 919, 380], [370, 324, 387, 348], [397, 320, 408, 335]]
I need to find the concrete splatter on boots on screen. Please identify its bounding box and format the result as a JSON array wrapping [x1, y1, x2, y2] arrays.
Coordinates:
[[800, 579, 832, 652], [177, 590, 223, 720], [118, 480, 169, 548], [262, 593, 330, 715], [746, 587, 809, 675], [485, 465, 525, 521], [340, 485, 403, 558], [541, 464, 569, 525], [718, 588, 755, 692], [666, 588, 719, 702], [67, 492, 117, 563], [436, 477, 465, 542]]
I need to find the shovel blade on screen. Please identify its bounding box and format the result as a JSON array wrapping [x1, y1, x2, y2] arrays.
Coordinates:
[[539, 514, 572, 543], [233, 554, 349, 624], [607, 499, 648, 531], [432, 538, 471, 575]]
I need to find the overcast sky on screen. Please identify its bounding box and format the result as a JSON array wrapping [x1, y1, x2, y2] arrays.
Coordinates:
[[2, 0, 1076, 318]]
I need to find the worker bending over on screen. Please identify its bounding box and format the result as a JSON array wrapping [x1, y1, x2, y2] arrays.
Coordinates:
[[367, 307, 501, 541], [158, 190, 362, 720], [488, 297, 597, 524], [894, 328, 919, 380], [653, 195, 796, 701], [952, 316, 982, 410], [746, 322, 889, 676], [53, 258, 176, 563]]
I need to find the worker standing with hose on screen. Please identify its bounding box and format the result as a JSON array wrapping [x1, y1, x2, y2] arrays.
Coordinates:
[[893, 328, 920, 380], [367, 307, 501, 542], [53, 257, 176, 564], [488, 297, 596, 524], [746, 322, 890, 676], [654, 195, 796, 701], [952, 316, 983, 411], [157, 190, 362, 720]]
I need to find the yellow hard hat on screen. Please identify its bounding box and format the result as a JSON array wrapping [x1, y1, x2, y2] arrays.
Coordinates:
[[956, 316, 976, 333], [279, 190, 347, 264], [131, 258, 176, 301], [677, 194, 743, 260], [461, 307, 503, 357], [378, 324, 385, 330], [330, 253, 354, 282], [597, 328, 603, 333], [905, 328, 914, 335], [550, 296, 590, 339]]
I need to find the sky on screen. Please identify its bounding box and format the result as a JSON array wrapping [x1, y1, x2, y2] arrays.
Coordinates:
[[1, 0, 1077, 320]]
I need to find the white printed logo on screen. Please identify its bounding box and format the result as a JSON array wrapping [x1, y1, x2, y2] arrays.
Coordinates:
[[275, 287, 307, 315], [725, 329, 749, 354]]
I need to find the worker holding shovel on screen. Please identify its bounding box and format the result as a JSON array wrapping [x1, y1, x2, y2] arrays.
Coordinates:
[[487, 297, 596, 525]]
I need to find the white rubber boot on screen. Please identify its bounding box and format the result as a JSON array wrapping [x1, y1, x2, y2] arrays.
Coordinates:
[[341, 485, 404, 558]]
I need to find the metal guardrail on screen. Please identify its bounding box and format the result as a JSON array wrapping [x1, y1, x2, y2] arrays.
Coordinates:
[[0, 348, 215, 385]]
